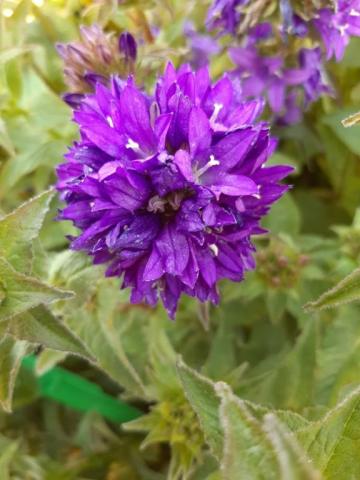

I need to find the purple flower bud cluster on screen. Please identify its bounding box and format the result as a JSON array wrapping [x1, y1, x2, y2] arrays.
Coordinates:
[[229, 24, 331, 123], [205, 0, 360, 123], [57, 25, 137, 98], [56, 63, 292, 318]]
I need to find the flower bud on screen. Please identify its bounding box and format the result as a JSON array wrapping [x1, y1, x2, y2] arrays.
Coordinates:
[[119, 32, 137, 62], [57, 25, 138, 94]]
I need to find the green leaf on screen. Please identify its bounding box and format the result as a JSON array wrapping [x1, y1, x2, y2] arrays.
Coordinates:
[[263, 414, 321, 480], [7, 305, 92, 359], [147, 325, 179, 396], [262, 193, 301, 236], [204, 318, 237, 381], [34, 349, 67, 375], [297, 387, 360, 479], [0, 335, 32, 412], [0, 257, 73, 322], [0, 141, 68, 195], [0, 119, 15, 157], [0, 46, 32, 63], [218, 382, 281, 480], [5, 58, 22, 99], [0, 284, 5, 306], [62, 281, 148, 397], [0, 440, 19, 480], [341, 37, 360, 67], [305, 267, 360, 311], [268, 152, 298, 172], [0, 189, 54, 272], [322, 109, 360, 156], [316, 305, 360, 406], [217, 383, 321, 480], [239, 320, 317, 410], [177, 359, 310, 461], [47, 252, 149, 397], [266, 290, 288, 324], [177, 357, 223, 459]]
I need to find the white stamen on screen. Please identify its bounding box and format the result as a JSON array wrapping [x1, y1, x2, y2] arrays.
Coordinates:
[[350, 9, 360, 16], [197, 155, 220, 178], [253, 188, 261, 199], [338, 24, 349, 36], [106, 116, 114, 128], [210, 103, 223, 123], [158, 151, 170, 163], [126, 138, 140, 151], [209, 244, 219, 256]]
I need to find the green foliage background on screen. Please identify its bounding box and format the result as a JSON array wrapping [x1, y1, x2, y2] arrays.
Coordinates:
[[1, 0, 360, 479]]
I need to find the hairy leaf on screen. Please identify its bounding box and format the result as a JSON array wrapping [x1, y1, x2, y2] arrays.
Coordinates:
[[7, 306, 91, 359], [0, 257, 73, 322], [63, 282, 148, 397], [177, 359, 310, 461], [297, 387, 360, 479], [218, 382, 281, 479], [0, 335, 32, 412], [316, 306, 360, 406], [218, 383, 321, 480], [0, 189, 54, 272], [305, 268, 360, 311], [34, 349, 68, 375], [263, 414, 321, 480]]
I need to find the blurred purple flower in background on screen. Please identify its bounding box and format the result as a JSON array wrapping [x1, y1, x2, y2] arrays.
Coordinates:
[[56, 63, 292, 318], [203, 0, 360, 123], [119, 31, 138, 63], [280, 0, 308, 37], [229, 25, 330, 123], [314, 0, 360, 61], [206, 0, 248, 35], [184, 22, 220, 68]]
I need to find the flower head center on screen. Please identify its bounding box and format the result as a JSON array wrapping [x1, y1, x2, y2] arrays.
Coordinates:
[[147, 189, 193, 217]]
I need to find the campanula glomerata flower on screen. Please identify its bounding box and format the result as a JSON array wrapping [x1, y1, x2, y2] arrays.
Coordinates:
[[56, 63, 292, 318]]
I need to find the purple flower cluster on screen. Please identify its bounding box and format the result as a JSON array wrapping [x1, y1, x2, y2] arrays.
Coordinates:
[[205, 0, 360, 123], [315, 0, 360, 61], [230, 24, 330, 123], [56, 63, 292, 318]]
